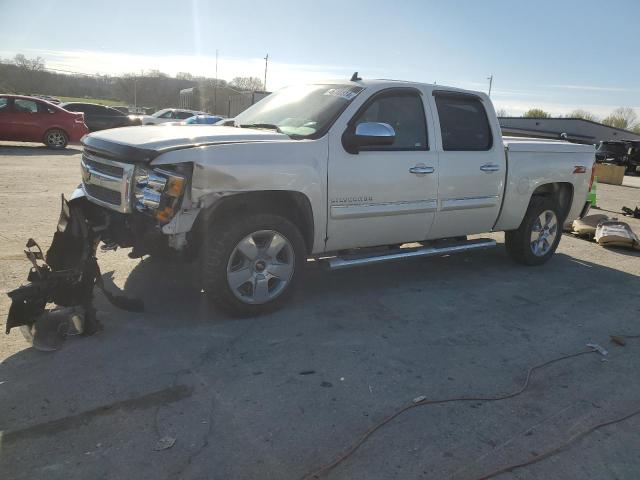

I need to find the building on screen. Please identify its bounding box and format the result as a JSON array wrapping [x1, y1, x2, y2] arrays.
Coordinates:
[[179, 84, 270, 117], [499, 117, 640, 145]]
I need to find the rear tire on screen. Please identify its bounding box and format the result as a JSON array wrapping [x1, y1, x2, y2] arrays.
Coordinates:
[[505, 196, 563, 266], [43, 129, 68, 149], [201, 213, 306, 316]]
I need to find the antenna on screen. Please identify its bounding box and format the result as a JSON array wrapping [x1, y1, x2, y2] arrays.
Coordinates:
[[350, 72, 361, 82]]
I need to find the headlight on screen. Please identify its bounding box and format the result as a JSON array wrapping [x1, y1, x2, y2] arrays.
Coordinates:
[[134, 166, 187, 223]]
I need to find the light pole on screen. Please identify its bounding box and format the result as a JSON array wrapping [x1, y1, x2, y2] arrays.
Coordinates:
[[263, 54, 269, 92], [487, 75, 493, 97], [214, 49, 218, 114]]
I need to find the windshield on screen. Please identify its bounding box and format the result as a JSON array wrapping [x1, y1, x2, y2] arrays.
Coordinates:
[[233, 84, 363, 139], [152, 109, 170, 118], [598, 142, 626, 154]]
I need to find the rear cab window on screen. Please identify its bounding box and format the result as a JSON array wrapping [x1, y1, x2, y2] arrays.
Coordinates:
[[434, 92, 493, 151], [0, 97, 9, 112]]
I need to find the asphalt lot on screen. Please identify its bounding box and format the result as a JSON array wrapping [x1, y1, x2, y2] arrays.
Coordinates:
[[1, 142, 639, 480]]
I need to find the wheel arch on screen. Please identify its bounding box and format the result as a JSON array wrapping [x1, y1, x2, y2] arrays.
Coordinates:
[[530, 182, 574, 221], [198, 190, 315, 254]]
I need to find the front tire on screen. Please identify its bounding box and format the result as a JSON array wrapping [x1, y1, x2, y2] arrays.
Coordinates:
[[505, 196, 562, 266], [202, 214, 306, 316]]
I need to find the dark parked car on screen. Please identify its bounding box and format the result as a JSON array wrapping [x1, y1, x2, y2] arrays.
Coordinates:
[[0, 94, 88, 148], [595, 141, 627, 165], [624, 140, 640, 174], [60, 102, 140, 131]]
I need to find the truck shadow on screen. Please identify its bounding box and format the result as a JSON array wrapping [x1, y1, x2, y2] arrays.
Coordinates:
[[0, 144, 81, 157], [113, 245, 640, 326]]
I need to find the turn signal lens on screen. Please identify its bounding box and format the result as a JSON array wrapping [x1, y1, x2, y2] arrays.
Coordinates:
[[166, 176, 185, 197]]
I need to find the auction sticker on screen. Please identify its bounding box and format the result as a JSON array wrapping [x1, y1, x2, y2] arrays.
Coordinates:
[[324, 88, 359, 100]]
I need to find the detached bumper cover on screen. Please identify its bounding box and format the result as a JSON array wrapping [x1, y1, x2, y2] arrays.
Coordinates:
[[5, 195, 143, 335]]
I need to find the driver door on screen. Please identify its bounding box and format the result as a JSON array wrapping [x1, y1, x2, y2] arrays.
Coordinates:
[[326, 88, 439, 251]]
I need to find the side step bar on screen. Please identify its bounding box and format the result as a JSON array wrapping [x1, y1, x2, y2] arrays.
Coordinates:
[[323, 238, 496, 271]]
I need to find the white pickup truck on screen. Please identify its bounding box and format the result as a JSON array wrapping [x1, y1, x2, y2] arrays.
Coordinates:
[[77, 77, 595, 315]]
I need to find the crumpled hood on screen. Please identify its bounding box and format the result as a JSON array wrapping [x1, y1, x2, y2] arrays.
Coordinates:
[[85, 125, 288, 151]]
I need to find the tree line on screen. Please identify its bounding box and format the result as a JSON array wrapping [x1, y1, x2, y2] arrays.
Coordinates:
[[0, 54, 265, 111]]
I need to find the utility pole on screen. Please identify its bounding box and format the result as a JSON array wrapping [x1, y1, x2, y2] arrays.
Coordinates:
[[263, 53, 269, 92], [214, 49, 218, 114], [133, 76, 137, 109], [487, 75, 493, 97]]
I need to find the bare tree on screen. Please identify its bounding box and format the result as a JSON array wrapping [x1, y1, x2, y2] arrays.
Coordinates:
[[14, 53, 45, 71], [567, 109, 597, 122], [522, 108, 550, 118], [230, 76, 264, 92], [602, 107, 638, 130], [495, 108, 508, 117]]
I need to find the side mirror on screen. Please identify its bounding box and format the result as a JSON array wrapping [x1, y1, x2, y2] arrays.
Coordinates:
[[343, 122, 396, 154]]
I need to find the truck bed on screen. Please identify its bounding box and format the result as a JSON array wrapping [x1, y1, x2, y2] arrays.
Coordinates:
[[493, 136, 595, 231]]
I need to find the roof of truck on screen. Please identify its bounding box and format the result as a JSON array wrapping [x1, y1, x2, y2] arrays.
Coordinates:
[[315, 78, 486, 98]]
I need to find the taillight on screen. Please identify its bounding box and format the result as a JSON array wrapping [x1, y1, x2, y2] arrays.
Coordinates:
[[588, 161, 596, 190], [75, 113, 85, 124]]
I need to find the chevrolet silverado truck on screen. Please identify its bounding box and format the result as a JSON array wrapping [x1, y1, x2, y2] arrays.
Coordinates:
[[65, 78, 594, 316]]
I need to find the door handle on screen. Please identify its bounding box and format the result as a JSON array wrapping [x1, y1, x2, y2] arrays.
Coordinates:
[[480, 163, 500, 172], [409, 165, 435, 175]]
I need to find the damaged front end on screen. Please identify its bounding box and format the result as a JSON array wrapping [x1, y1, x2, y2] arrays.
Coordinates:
[[5, 194, 143, 349]]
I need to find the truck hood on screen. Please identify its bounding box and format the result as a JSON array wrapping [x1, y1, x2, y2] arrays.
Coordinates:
[[82, 125, 289, 162]]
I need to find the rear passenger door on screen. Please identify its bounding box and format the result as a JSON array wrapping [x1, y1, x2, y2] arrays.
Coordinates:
[[427, 91, 505, 239]]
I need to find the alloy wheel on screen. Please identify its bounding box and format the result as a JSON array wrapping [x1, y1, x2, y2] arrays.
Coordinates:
[[226, 230, 295, 304], [530, 209, 558, 256]]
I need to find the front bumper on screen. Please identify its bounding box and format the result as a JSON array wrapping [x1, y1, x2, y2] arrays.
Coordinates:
[[5, 195, 143, 336]]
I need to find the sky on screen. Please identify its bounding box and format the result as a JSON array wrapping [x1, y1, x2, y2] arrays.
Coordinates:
[[2, 0, 640, 117]]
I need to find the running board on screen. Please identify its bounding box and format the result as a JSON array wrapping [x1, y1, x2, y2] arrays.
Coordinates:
[[323, 238, 497, 271]]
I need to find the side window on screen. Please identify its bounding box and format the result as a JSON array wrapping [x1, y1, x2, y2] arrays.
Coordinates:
[[0, 97, 9, 112], [434, 94, 492, 151], [158, 110, 174, 119], [37, 102, 56, 114], [14, 99, 39, 113], [352, 92, 428, 150], [176, 111, 193, 119]]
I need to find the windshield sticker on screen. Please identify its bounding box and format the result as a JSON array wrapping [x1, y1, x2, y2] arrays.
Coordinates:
[[324, 88, 359, 100]]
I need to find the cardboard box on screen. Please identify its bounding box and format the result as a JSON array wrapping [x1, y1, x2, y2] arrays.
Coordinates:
[[595, 163, 626, 185]]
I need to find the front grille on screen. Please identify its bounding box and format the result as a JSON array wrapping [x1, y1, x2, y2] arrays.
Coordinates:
[[83, 154, 124, 178], [84, 183, 122, 206], [81, 151, 135, 212]]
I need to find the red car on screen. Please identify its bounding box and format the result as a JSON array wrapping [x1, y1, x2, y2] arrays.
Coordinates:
[[0, 95, 88, 149]]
